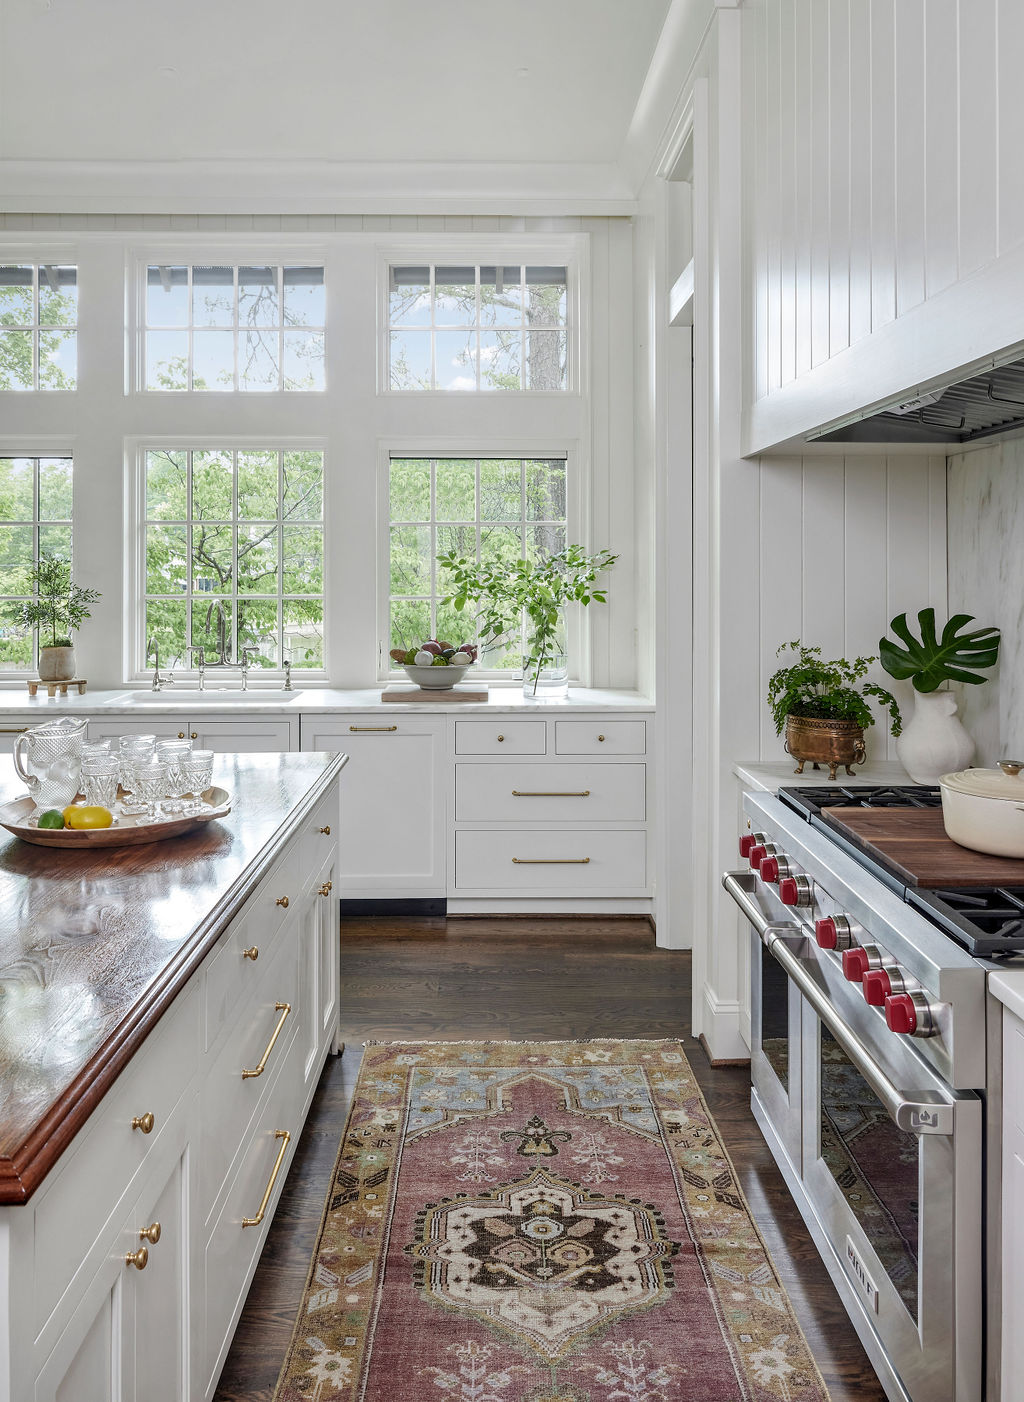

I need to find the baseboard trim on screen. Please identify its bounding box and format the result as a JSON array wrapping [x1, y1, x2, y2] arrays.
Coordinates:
[[445, 911, 654, 923], [340, 898, 447, 918], [698, 1032, 751, 1068]]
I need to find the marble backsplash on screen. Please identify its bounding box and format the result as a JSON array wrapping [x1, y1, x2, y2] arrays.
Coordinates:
[[947, 435, 1024, 765]]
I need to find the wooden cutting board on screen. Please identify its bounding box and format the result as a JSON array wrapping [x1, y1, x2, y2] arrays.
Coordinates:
[[821, 806, 1024, 887]]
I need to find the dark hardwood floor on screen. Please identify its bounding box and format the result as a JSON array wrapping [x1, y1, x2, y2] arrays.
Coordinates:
[[214, 917, 886, 1401]]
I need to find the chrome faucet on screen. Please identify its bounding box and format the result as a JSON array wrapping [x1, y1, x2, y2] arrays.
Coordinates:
[[203, 599, 230, 666], [240, 647, 260, 690], [187, 645, 207, 690], [148, 639, 174, 691]]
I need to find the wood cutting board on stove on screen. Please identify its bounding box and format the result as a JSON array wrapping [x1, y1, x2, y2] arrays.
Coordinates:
[[821, 806, 1024, 887]]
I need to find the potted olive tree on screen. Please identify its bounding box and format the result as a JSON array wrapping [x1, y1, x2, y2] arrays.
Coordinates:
[[21, 554, 100, 682], [768, 641, 902, 779], [437, 544, 618, 700]]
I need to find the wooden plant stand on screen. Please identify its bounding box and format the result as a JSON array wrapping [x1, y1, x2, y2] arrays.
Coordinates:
[[26, 678, 88, 698]]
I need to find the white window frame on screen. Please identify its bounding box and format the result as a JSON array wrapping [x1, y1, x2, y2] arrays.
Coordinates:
[[0, 250, 79, 394], [376, 438, 588, 684], [376, 237, 586, 397], [0, 441, 76, 677], [125, 435, 330, 683], [127, 243, 329, 395]]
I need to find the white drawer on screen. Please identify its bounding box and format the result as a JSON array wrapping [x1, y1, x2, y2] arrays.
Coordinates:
[[32, 982, 200, 1336], [455, 830, 647, 891], [199, 926, 299, 1222], [456, 763, 645, 822], [202, 1029, 302, 1396], [554, 720, 646, 754], [455, 720, 546, 755]]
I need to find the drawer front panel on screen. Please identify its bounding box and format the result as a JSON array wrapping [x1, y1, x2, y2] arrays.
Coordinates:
[[554, 720, 646, 755], [200, 930, 299, 1221], [456, 763, 646, 823], [204, 857, 295, 1054], [455, 721, 546, 755], [455, 831, 647, 891], [32, 983, 200, 1335]]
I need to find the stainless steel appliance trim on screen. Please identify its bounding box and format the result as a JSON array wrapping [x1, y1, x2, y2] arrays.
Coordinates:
[[724, 872, 955, 1135]]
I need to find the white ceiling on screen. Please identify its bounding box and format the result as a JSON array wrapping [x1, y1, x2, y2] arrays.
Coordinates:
[[0, 0, 672, 166]]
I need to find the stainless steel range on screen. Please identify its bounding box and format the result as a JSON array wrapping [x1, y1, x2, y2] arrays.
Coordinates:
[[722, 782, 1011, 1402]]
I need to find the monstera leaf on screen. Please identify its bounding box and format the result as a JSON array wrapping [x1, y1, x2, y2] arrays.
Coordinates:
[[879, 609, 1000, 692]]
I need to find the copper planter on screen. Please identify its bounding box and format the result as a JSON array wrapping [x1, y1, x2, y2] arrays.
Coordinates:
[[784, 714, 867, 781]]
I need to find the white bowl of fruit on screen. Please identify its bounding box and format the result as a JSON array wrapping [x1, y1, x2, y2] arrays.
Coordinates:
[[392, 640, 478, 689]]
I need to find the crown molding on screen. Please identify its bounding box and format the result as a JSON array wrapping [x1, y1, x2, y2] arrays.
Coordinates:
[[0, 158, 638, 217]]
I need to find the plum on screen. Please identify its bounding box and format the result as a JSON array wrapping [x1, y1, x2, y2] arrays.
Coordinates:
[[421, 641, 443, 656]]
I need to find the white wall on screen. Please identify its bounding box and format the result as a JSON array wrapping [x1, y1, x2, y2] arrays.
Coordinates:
[[948, 434, 1024, 765], [745, 0, 1024, 453], [0, 214, 641, 692]]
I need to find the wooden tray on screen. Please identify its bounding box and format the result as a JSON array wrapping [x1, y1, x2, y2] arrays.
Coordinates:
[[381, 685, 488, 703], [822, 806, 1024, 887], [0, 787, 231, 848]]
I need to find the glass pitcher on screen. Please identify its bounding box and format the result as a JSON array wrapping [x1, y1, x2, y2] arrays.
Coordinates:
[[14, 718, 88, 811]]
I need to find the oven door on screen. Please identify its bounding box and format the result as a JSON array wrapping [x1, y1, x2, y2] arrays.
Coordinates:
[[783, 942, 983, 1402]]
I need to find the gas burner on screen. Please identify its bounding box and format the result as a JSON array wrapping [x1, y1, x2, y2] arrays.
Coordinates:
[[779, 784, 941, 819], [908, 886, 1024, 957]]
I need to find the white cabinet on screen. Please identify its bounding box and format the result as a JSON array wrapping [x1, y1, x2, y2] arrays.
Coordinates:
[[84, 717, 296, 751], [1001, 1007, 1024, 1399], [302, 714, 446, 898]]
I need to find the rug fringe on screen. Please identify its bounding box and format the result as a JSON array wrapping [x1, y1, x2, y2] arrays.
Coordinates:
[[363, 1036, 685, 1047]]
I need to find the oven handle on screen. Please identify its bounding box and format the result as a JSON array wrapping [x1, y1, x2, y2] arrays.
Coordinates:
[[723, 871, 955, 1136]]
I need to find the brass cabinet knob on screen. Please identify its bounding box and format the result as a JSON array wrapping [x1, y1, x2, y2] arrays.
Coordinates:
[[275, 895, 289, 908], [318, 824, 331, 835], [597, 734, 606, 742], [139, 1221, 161, 1245], [125, 1246, 149, 1271], [497, 734, 505, 742], [131, 1112, 155, 1135], [319, 880, 333, 897], [243, 945, 259, 961], [177, 731, 186, 739], [190, 732, 198, 740]]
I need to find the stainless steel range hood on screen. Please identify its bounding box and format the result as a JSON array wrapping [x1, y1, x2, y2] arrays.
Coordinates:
[[806, 348, 1024, 445]]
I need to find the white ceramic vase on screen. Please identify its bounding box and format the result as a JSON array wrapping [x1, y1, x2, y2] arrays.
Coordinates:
[[38, 645, 76, 682], [895, 689, 975, 784]]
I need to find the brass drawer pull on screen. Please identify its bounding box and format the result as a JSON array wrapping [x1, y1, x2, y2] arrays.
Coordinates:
[[131, 1112, 155, 1135], [191, 731, 198, 740], [125, 1246, 148, 1270], [512, 790, 590, 797], [319, 880, 333, 896], [139, 1221, 161, 1245], [275, 895, 289, 908], [243, 945, 259, 961], [319, 824, 331, 834], [242, 1002, 292, 1079], [177, 731, 186, 739], [349, 725, 397, 732], [0, 727, 29, 734], [512, 857, 591, 865], [597, 734, 606, 742], [497, 734, 505, 742], [242, 1130, 292, 1228]]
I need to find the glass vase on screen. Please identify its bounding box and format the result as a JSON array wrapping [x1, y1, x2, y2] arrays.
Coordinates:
[[521, 608, 569, 702]]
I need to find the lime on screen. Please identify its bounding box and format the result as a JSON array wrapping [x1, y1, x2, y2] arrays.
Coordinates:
[[37, 809, 65, 829], [66, 806, 113, 830]]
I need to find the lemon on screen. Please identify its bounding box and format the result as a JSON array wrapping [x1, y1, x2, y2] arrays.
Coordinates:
[[66, 806, 113, 830]]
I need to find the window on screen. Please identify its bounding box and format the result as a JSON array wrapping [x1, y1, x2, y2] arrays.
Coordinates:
[[0, 265, 77, 390], [387, 264, 568, 391], [0, 456, 73, 671], [387, 456, 567, 670], [142, 447, 325, 673], [143, 265, 325, 391]]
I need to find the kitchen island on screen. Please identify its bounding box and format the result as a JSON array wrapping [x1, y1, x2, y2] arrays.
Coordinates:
[[0, 749, 345, 1402]]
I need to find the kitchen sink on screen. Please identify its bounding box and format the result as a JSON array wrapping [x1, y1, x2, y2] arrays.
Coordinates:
[[101, 689, 301, 705]]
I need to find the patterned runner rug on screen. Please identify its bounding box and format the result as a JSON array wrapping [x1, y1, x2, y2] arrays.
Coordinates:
[[273, 1039, 831, 1401]]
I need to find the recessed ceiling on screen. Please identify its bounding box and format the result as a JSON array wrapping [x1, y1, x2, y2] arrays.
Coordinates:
[[0, 0, 672, 166]]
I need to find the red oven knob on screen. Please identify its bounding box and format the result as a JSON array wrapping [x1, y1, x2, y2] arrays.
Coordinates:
[[749, 844, 768, 869], [885, 994, 917, 1035], [778, 875, 812, 907], [815, 914, 854, 950], [842, 947, 871, 982], [863, 969, 893, 1005], [739, 834, 755, 857], [760, 855, 788, 883]]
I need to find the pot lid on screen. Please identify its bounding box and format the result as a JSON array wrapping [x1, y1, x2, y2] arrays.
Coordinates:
[[941, 762, 1024, 800]]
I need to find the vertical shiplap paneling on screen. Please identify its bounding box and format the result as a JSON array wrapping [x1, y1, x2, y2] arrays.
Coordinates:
[[800, 457, 847, 648], [809, 0, 831, 367], [847, 0, 873, 346], [997, 0, 1024, 256], [841, 456, 891, 752], [827, 0, 851, 358], [792, 0, 814, 377], [869, 0, 897, 332], [885, 459, 937, 622], [958, 0, 999, 278], [778, 0, 798, 384], [894, 0, 927, 315], [764, 0, 783, 395], [923, 0, 960, 297], [758, 456, 804, 756]]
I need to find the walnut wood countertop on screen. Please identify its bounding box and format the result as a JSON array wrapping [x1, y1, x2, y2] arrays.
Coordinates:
[[0, 750, 346, 1205]]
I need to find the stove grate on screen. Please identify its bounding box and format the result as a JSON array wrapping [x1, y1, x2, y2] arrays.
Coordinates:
[[908, 886, 1024, 957]]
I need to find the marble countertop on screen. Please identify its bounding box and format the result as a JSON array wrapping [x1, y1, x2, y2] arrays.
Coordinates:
[[734, 759, 912, 792], [988, 969, 1024, 1020], [0, 686, 653, 717]]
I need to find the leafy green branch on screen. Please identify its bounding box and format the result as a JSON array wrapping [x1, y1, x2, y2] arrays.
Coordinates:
[[768, 641, 903, 737]]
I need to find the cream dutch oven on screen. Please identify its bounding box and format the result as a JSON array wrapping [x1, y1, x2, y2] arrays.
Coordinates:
[[940, 760, 1024, 858]]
